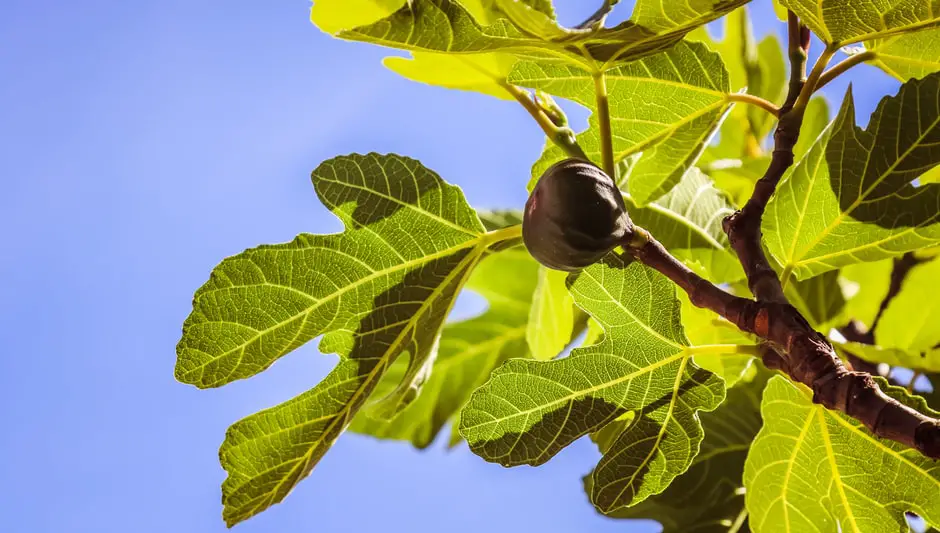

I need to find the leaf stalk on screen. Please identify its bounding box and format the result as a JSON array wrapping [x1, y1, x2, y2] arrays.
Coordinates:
[[593, 71, 616, 178], [814, 50, 878, 93]]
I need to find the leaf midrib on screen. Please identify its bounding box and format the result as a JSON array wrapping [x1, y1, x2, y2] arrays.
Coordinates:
[[182, 236, 483, 382], [817, 409, 861, 533], [226, 242, 487, 523], [600, 356, 691, 511]]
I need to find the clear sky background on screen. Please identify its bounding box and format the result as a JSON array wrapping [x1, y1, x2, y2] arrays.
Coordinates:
[[0, 2, 902, 532]]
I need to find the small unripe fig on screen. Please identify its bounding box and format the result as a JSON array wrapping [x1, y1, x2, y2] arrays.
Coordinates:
[[523, 158, 634, 271]]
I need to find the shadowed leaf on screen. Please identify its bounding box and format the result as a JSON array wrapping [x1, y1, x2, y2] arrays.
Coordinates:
[[178, 153, 519, 526], [589, 369, 769, 531], [351, 249, 537, 447], [460, 255, 726, 511]]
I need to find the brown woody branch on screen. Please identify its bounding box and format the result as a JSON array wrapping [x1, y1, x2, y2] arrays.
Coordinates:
[[628, 12, 940, 459], [625, 232, 940, 459]]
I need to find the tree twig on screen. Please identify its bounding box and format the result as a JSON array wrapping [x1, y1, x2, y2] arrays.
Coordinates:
[[814, 50, 877, 93], [502, 83, 588, 161], [726, 93, 780, 117]]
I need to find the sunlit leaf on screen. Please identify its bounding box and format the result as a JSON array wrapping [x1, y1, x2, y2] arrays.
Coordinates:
[[182, 153, 511, 526], [376, 1, 552, 99], [680, 293, 756, 387], [520, 41, 732, 204], [384, 52, 518, 100], [744, 376, 940, 533], [783, 270, 848, 331], [626, 167, 744, 283], [310, 0, 404, 34], [781, 0, 940, 46], [764, 75, 940, 280], [836, 341, 940, 373], [591, 369, 769, 531], [527, 266, 575, 360], [793, 97, 831, 160], [877, 258, 940, 353], [868, 27, 940, 81], [324, 0, 748, 72], [460, 255, 725, 511], [841, 259, 893, 329], [351, 249, 537, 447]]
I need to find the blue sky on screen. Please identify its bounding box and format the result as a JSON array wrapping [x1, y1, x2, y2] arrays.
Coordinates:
[[0, 2, 901, 532]]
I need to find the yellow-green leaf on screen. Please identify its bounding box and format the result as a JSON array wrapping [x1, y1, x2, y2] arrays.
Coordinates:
[[460, 255, 726, 511], [764, 75, 940, 280], [526, 266, 575, 360], [744, 376, 940, 533], [351, 249, 537, 447], [781, 0, 940, 46], [182, 153, 516, 526], [519, 41, 732, 204], [868, 27, 940, 81], [877, 258, 940, 353]]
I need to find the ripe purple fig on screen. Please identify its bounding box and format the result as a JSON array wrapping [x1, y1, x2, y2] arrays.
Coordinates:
[[523, 158, 634, 271]]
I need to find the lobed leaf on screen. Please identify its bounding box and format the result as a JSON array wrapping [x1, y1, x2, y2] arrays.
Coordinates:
[[781, 0, 940, 46], [520, 41, 732, 204], [744, 376, 940, 533], [311, 0, 747, 105], [764, 74, 940, 280], [460, 255, 725, 511], [868, 27, 940, 81], [627, 167, 744, 283], [177, 153, 511, 526], [592, 369, 770, 531]]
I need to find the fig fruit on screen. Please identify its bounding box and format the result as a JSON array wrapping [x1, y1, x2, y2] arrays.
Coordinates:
[[523, 158, 634, 271]]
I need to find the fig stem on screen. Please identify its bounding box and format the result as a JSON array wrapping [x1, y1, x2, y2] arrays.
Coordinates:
[[502, 83, 589, 161], [814, 50, 877, 94], [725, 93, 780, 118], [592, 72, 616, 178]]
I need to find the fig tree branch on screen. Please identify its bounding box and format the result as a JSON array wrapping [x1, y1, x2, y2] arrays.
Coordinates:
[[624, 228, 940, 459], [687, 11, 940, 459]]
